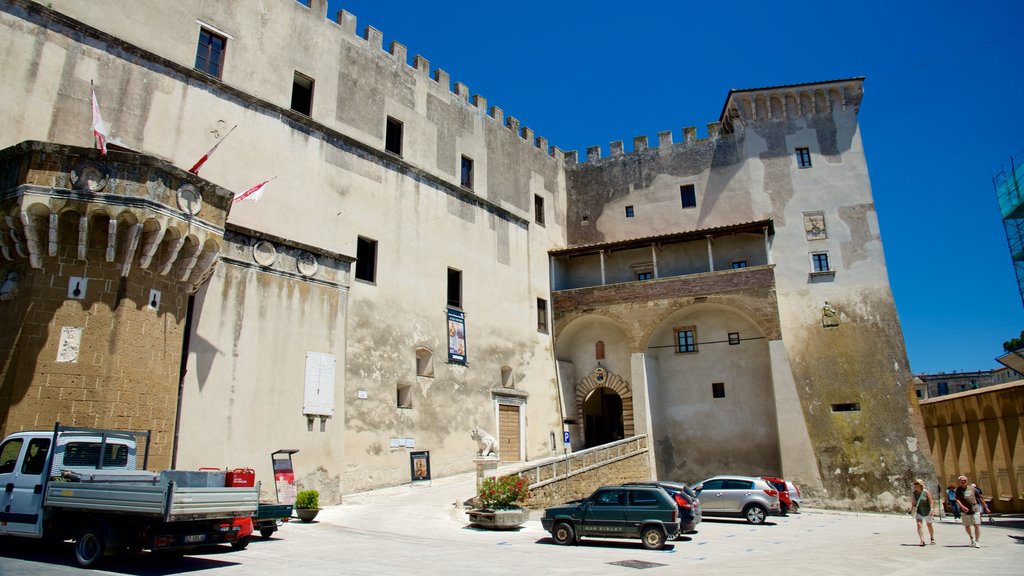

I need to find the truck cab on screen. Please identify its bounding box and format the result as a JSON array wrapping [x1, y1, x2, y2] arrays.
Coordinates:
[[0, 428, 139, 537]]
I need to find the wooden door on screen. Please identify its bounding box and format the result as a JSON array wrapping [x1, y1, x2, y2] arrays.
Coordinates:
[[498, 404, 520, 462]]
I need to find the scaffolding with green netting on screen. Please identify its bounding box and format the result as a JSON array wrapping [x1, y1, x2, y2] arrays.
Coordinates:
[[995, 148, 1024, 307]]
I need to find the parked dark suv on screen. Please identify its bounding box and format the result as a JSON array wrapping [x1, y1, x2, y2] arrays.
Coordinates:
[[541, 485, 680, 550], [626, 481, 702, 534]]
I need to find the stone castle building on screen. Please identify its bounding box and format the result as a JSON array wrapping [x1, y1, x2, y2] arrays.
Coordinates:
[[0, 0, 933, 509]]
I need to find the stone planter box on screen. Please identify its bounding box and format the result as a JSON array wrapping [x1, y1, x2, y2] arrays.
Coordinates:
[[466, 507, 529, 530]]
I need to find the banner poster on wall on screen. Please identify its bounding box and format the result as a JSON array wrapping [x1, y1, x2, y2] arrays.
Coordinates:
[[447, 308, 467, 364]]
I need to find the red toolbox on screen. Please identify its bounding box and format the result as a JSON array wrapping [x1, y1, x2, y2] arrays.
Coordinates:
[[225, 467, 256, 487]]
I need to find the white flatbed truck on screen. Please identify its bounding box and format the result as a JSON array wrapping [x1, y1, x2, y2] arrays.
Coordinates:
[[0, 424, 259, 567]]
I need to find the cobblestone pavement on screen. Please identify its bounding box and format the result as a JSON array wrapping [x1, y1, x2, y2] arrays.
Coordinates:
[[2, 472, 1022, 575]]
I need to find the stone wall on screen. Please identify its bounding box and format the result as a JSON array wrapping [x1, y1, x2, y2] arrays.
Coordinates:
[[524, 451, 651, 509]]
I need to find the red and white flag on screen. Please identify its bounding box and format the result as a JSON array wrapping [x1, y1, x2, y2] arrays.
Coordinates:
[[189, 124, 237, 175], [233, 177, 275, 204], [91, 84, 109, 156]]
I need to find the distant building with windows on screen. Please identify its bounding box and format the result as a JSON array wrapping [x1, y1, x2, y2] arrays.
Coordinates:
[[913, 368, 1022, 399], [0, 0, 932, 511]]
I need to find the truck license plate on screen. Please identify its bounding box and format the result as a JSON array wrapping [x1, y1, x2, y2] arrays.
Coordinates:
[[184, 534, 206, 543]]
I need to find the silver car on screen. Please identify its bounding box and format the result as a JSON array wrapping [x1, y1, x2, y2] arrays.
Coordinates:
[[692, 475, 781, 524]]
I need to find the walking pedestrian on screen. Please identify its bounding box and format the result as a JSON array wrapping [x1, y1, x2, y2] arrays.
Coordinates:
[[954, 475, 983, 547], [909, 479, 935, 546]]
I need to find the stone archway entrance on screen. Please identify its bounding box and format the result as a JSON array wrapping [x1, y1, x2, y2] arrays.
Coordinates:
[[576, 368, 634, 448]]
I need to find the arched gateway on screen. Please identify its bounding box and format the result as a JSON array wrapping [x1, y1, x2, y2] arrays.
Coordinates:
[[575, 368, 634, 448]]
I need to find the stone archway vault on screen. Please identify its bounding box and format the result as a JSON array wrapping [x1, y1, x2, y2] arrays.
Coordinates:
[[575, 370, 635, 439]]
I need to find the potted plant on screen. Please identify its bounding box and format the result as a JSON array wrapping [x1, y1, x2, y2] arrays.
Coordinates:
[[294, 489, 320, 523], [467, 475, 530, 530]]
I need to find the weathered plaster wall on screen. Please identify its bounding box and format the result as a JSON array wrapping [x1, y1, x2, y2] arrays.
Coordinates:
[[1, 0, 567, 495]]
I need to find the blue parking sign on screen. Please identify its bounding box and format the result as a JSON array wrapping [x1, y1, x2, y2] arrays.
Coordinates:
[[563, 431, 570, 446]]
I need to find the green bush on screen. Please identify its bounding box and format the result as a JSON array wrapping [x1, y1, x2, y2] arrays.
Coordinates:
[[295, 489, 320, 509], [478, 475, 530, 509]]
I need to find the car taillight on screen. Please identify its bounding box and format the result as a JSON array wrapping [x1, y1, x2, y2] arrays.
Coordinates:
[[673, 494, 692, 509], [764, 489, 778, 497]]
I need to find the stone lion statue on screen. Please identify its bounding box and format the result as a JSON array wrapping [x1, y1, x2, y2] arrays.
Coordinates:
[[471, 426, 498, 458]]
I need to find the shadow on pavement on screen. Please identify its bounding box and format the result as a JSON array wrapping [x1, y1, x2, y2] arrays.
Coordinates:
[[534, 537, 677, 552], [699, 517, 778, 527], [0, 538, 242, 575]]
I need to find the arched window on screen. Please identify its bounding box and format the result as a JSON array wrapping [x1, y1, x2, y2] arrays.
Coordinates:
[[415, 347, 433, 377]]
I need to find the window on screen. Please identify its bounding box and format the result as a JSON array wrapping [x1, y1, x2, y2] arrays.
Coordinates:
[[537, 298, 548, 333], [811, 252, 831, 273], [937, 382, 949, 395], [675, 326, 697, 353], [355, 236, 377, 282], [447, 268, 462, 308], [680, 184, 696, 209], [415, 348, 433, 377], [385, 117, 403, 155], [21, 438, 50, 475], [915, 389, 924, 399], [625, 206, 634, 218], [712, 382, 725, 398], [63, 442, 129, 467], [460, 156, 474, 189], [0, 438, 23, 474], [637, 271, 653, 280], [731, 260, 747, 269], [534, 194, 545, 226], [195, 28, 226, 77], [397, 384, 412, 408], [291, 72, 314, 116], [796, 147, 812, 168], [830, 403, 861, 412], [724, 479, 754, 490], [629, 490, 660, 506], [728, 332, 740, 345], [591, 489, 625, 506]]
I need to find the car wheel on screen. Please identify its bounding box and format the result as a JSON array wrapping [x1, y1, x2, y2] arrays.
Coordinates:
[[641, 526, 666, 550], [259, 527, 276, 539], [780, 503, 789, 515], [791, 502, 800, 514], [551, 521, 576, 545], [744, 504, 767, 524], [231, 536, 250, 550], [74, 523, 105, 568]]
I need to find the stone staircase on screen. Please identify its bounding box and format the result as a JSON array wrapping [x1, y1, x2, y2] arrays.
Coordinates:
[[496, 435, 652, 508]]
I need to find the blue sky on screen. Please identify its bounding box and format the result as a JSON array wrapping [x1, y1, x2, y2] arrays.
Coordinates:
[[325, 0, 1024, 374]]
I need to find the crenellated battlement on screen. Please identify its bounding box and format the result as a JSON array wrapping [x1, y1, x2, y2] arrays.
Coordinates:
[[564, 122, 725, 167], [328, 5, 562, 162], [720, 77, 865, 133]]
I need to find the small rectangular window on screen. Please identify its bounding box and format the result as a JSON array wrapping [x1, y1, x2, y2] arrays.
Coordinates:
[[637, 271, 653, 280], [537, 298, 548, 333], [728, 332, 740, 345], [731, 260, 747, 269], [796, 147, 812, 168], [534, 194, 545, 226], [675, 326, 697, 353], [712, 382, 725, 398], [460, 156, 474, 189], [680, 185, 696, 209], [195, 28, 227, 78], [447, 268, 462, 308], [291, 72, 314, 116], [625, 206, 634, 218], [830, 402, 861, 412], [937, 382, 949, 395], [811, 252, 831, 273], [397, 384, 412, 408], [385, 117, 403, 156], [355, 236, 377, 282]]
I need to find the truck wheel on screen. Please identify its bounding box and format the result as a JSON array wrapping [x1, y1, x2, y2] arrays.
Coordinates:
[[551, 522, 576, 545], [259, 527, 275, 539], [641, 526, 666, 550], [231, 536, 250, 550], [74, 524, 105, 568]]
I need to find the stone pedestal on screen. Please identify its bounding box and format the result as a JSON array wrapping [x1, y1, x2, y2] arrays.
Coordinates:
[[474, 456, 500, 494]]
